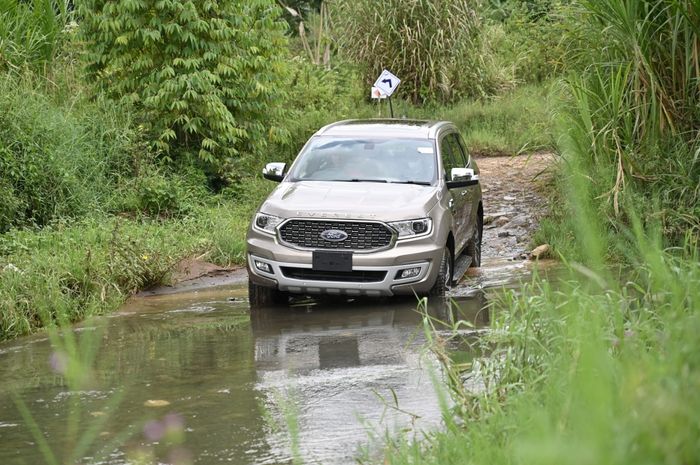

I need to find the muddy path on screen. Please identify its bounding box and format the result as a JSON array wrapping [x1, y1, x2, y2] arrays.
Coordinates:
[[477, 152, 554, 260]]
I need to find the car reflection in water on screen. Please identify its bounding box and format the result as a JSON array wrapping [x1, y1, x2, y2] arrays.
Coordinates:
[[248, 294, 489, 465]]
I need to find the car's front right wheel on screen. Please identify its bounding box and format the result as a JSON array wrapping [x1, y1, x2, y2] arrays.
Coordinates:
[[428, 246, 453, 297]]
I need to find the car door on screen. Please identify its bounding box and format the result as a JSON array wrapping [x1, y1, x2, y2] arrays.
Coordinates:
[[439, 131, 470, 253], [454, 133, 480, 244], [445, 133, 473, 252]]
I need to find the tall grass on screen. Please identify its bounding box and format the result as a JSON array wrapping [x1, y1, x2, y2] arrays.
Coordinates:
[[562, 0, 699, 246], [0, 0, 72, 73], [0, 71, 143, 231], [388, 241, 699, 465], [0, 189, 271, 341], [330, 0, 505, 103]]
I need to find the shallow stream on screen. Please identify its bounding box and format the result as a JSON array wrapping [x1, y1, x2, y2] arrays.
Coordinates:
[[0, 259, 548, 465]]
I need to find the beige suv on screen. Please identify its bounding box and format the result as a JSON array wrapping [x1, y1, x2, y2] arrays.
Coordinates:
[[246, 120, 482, 306]]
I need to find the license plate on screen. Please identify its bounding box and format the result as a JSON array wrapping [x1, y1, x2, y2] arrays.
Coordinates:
[[312, 250, 352, 272]]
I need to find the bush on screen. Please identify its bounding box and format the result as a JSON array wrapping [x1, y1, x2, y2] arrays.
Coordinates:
[[558, 0, 700, 246], [113, 169, 209, 218], [483, 0, 576, 83], [80, 0, 292, 171], [0, 0, 72, 73], [0, 72, 141, 230], [330, 0, 501, 104]]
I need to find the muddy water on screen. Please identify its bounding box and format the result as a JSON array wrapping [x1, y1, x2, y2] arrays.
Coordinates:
[[0, 261, 546, 465]]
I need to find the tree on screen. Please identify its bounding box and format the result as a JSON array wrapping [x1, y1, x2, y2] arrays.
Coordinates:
[[80, 0, 290, 170]]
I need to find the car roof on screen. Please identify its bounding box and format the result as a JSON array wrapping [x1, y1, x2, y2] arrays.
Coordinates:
[[315, 119, 454, 140]]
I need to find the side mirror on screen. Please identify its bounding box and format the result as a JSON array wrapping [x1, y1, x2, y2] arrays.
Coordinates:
[[446, 167, 478, 189], [262, 162, 287, 182]]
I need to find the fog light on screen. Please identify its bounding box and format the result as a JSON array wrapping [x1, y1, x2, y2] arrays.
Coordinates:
[[399, 267, 421, 279], [254, 260, 272, 274]]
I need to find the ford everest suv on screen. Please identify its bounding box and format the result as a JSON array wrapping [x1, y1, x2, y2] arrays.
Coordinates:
[[246, 120, 483, 306]]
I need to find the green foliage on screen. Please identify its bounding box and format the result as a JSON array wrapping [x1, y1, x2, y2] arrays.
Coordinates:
[[397, 243, 700, 465], [558, 0, 700, 245], [0, 186, 271, 341], [0, 0, 72, 72], [486, 1, 576, 83], [113, 169, 208, 218], [436, 83, 556, 155], [330, 0, 501, 104], [274, 59, 373, 161], [0, 72, 142, 231], [79, 0, 291, 170]]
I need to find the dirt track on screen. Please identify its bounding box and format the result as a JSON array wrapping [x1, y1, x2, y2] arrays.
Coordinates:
[[476, 152, 554, 261]]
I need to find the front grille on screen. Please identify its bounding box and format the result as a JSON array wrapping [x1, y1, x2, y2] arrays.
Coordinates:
[[280, 267, 387, 283], [279, 220, 394, 251]]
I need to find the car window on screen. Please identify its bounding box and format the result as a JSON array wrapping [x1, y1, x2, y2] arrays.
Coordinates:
[[439, 134, 457, 177], [447, 133, 467, 167], [455, 133, 472, 168], [289, 137, 437, 185]]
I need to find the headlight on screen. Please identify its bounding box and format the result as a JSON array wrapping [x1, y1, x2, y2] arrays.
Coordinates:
[[253, 212, 283, 234], [388, 218, 432, 238]]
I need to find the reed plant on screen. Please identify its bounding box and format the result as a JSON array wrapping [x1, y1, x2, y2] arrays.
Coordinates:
[[329, 0, 503, 104], [562, 0, 699, 246], [0, 0, 72, 73]]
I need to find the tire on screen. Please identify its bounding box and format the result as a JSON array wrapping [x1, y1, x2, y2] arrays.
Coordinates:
[[429, 246, 453, 297], [466, 211, 483, 268], [248, 280, 288, 308]]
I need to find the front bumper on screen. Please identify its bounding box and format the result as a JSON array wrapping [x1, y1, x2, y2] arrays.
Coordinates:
[[247, 228, 444, 296]]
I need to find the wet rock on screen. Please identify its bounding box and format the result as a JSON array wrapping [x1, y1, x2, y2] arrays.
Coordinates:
[[529, 244, 551, 260], [493, 216, 511, 227], [506, 215, 529, 228]]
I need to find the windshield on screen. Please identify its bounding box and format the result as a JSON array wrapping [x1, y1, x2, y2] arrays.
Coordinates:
[[288, 137, 437, 185]]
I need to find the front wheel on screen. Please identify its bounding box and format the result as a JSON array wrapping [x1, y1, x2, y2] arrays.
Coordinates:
[[429, 246, 453, 297], [248, 280, 288, 308], [466, 212, 483, 268]]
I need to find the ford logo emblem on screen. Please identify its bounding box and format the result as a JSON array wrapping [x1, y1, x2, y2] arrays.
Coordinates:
[[320, 229, 348, 242]]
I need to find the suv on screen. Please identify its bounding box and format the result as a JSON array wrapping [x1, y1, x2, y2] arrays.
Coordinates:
[[246, 120, 482, 306]]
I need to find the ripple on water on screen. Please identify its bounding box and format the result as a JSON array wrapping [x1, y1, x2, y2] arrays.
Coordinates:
[[53, 390, 113, 402], [166, 304, 217, 314]]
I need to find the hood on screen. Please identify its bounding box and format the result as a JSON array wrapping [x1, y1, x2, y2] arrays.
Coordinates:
[[260, 181, 440, 221]]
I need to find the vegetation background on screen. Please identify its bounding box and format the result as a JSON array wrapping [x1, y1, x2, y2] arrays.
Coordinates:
[[0, 0, 698, 463]]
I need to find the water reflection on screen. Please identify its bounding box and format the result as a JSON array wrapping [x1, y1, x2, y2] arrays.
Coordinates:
[[0, 289, 491, 465], [249, 296, 490, 464]]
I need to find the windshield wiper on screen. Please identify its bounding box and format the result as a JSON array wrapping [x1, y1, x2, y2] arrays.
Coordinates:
[[389, 180, 432, 186], [330, 179, 388, 183]]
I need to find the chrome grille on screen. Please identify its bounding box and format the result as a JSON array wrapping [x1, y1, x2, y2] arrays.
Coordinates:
[[279, 220, 394, 251]]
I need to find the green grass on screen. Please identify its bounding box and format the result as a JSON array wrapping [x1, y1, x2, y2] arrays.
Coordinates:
[[388, 83, 556, 156], [0, 178, 272, 341], [387, 245, 699, 465], [441, 83, 557, 156]]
